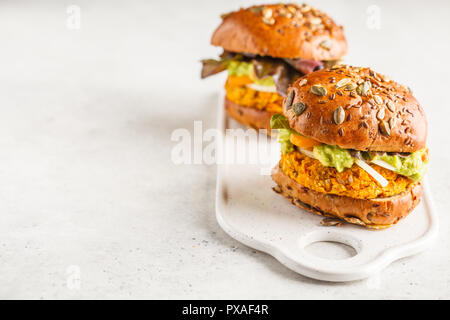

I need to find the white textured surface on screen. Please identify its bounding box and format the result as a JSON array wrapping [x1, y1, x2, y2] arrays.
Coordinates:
[[0, 0, 449, 299]]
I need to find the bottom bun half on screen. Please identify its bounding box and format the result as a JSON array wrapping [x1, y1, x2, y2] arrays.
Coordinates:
[[224, 98, 275, 133], [271, 165, 423, 229]]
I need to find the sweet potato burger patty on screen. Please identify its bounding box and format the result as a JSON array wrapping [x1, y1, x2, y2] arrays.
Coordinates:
[[224, 76, 283, 114], [280, 150, 414, 200]]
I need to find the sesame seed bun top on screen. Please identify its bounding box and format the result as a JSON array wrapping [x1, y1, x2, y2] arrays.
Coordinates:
[[283, 65, 427, 152], [211, 3, 347, 60]]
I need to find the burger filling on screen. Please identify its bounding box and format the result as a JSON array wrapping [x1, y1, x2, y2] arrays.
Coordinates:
[[271, 114, 429, 200], [201, 51, 338, 113], [280, 151, 415, 199], [225, 75, 283, 114]]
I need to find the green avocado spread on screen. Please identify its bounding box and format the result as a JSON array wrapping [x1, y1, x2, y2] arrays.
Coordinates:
[[372, 150, 428, 181], [227, 61, 275, 87], [313, 145, 355, 173]]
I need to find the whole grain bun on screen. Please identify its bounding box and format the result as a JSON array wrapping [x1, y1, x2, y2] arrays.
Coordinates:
[[212, 4, 347, 60], [225, 98, 274, 132], [284, 65, 427, 152], [272, 165, 422, 229]]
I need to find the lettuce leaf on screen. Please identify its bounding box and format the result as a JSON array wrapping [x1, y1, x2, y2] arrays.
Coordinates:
[[201, 52, 339, 96], [252, 59, 298, 97], [270, 114, 296, 153], [270, 113, 291, 130], [277, 129, 294, 154], [200, 52, 243, 79], [200, 59, 228, 79], [284, 58, 324, 74], [201, 52, 300, 96]]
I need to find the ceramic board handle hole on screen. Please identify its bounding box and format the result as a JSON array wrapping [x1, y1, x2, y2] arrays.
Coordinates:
[[305, 241, 357, 260], [298, 230, 363, 261]]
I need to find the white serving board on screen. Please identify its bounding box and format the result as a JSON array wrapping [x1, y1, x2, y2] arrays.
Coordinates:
[[215, 94, 438, 282]]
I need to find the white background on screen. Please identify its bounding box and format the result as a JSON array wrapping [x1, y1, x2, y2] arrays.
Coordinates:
[[0, 0, 449, 299]]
